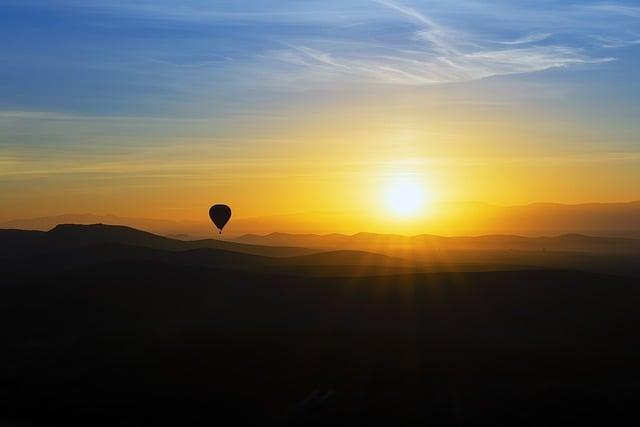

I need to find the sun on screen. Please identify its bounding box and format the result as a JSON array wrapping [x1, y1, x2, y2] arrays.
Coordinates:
[[384, 177, 426, 218]]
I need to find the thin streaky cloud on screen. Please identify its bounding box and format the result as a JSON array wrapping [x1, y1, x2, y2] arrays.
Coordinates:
[[2, 0, 640, 111], [276, 43, 612, 85], [591, 35, 640, 48], [498, 33, 553, 45], [273, 0, 616, 85], [289, 46, 353, 71], [371, 0, 437, 27]]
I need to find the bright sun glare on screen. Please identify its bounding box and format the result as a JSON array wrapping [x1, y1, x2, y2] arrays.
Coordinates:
[[385, 177, 425, 218]]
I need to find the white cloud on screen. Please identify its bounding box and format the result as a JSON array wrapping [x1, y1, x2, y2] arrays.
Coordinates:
[[591, 35, 640, 48], [6, 0, 640, 88], [371, 0, 436, 26], [272, 0, 618, 85], [277, 44, 613, 85], [498, 33, 553, 45]]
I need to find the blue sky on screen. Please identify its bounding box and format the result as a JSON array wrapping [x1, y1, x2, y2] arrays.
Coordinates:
[[2, 0, 640, 117]]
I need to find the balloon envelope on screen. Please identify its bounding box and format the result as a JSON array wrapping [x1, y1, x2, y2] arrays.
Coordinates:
[[209, 204, 232, 233]]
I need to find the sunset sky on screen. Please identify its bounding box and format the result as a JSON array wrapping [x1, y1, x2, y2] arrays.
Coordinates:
[[1, 1, 639, 233]]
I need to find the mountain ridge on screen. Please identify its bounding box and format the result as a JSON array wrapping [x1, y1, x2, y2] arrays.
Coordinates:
[[0, 223, 317, 258], [234, 230, 640, 255], [2, 223, 639, 277]]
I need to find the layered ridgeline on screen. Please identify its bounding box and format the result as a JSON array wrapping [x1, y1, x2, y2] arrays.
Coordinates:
[[233, 231, 640, 276], [1, 224, 640, 425], [234, 232, 640, 255], [1, 223, 639, 277], [0, 224, 407, 277]]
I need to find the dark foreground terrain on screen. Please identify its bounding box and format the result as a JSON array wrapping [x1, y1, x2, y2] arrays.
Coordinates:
[[1, 225, 640, 425]]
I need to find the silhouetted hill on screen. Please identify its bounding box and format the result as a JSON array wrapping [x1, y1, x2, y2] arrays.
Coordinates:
[[0, 213, 207, 236], [3, 224, 639, 277], [235, 231, 640, 255], [0, 226, 414, 277], [2, 224, 640, 424], [0, 223, 317, 258]]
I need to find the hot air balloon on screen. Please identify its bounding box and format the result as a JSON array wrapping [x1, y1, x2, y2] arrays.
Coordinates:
[[209, 204, 232, 234]]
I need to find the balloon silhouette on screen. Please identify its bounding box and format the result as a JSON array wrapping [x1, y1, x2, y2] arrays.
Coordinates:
[[209, 204, 232, 234]]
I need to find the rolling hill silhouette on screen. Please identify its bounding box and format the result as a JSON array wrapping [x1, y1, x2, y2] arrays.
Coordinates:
[[235, 231, 640, 255], [2, 223, 640, 424], [2, 224, 639, 277], [0, 223, 317, 258], [1, 224, 418, 277]]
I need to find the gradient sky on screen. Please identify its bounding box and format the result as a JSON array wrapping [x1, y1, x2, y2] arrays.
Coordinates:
[[1, 1, 639, 231]]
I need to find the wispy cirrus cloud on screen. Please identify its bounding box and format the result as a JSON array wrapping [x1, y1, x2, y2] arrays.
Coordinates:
[[272, 0, 618, 85], [2, 0, 639, 112], [498, 33, 553, 46], [372, 0, 435, 26], [591, 35, 640, 48], [275, 44, 612, 86]]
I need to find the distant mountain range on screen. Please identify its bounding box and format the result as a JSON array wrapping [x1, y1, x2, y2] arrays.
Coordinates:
[[0, 213, 208, 237], [234, 231, 640, 255], [3, 228, 640, 425], [0, 224, 415, 277], [1, 223, 639, 277], [2, 201, 640, 237], [0, 223, 316, 258]]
